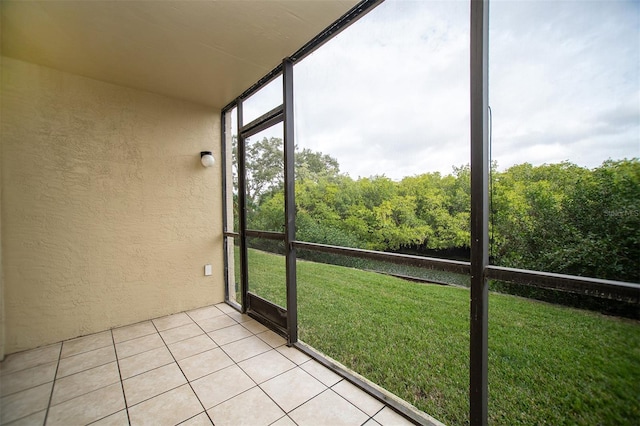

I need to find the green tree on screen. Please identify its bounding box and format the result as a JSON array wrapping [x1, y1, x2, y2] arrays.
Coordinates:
[[561, 159, 640, 281], [399, 170, 470, 249], [491, 162, 585, 269], [244, 136, 284, 208], [237, 133, 639, 283], [237, 136, 342, 230], [490, 159, 639, 282], [295, 148, 340, 183]]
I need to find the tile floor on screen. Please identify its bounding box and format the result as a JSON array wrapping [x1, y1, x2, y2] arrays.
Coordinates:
[[0, 303, 419, 426]]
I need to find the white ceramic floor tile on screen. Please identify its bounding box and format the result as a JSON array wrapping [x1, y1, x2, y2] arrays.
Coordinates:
[[208, 387, 285, 426], [46, 382, 125, 426], [0, 344, 60, 376], [260, 367, 326, 413], [51, 362, 120, 406], [240, 319, 268, 335], [186, 305, 225, 322], [115, 333, 164, 359], [255, 330, 286, 348], [178, 348, 234, 382], [270, 415, 297, 426], [112, 321, 157, 344], [214, 303, 236, 314], [179, 412, 214, 425], [152, 312, 193, 332], [300, 360, 342, 387], [160, 323, 204, 345], [0, 361, 57, 397], [191, 365, 255, 409], [128, 384, 203, 426], [61, 331, 113, 358], [220, 335, 272, 363], [208, 324, 253, 346], [196, 315, 238, 333], [237, 350, 296, 384], [57, 345, 116, 378], [119, 346, 174, 379], [123, 363, 187, 406], [0, 382, 52, 424], [276, 345, 311, 365], [332, 379, 385, 417], [0, 304, 437, 426], [168, 334, 218, 361], [289, 389, 369, 426], [4, 409, 47, 426], [91, 409, 130, 426], [226, 310, 252, 323], [373, 407, 416, 425]]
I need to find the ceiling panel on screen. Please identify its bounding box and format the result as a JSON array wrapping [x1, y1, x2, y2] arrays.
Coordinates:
[[1, 0, 360, 108]]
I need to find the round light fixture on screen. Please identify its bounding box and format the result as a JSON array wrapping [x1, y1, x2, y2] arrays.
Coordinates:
[[200, 151, 215, 167]]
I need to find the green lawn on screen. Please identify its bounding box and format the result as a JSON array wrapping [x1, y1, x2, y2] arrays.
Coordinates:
[[244, 248, 640, 425]]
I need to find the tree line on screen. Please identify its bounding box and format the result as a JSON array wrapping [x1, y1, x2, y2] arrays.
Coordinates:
[[237, 137, 639, 283]]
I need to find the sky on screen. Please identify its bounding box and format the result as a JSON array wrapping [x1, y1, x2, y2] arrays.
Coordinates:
[[242, 0, 639, 181]]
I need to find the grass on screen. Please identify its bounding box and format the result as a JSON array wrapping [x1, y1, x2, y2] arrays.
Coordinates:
[[244, 248, 640, 425]]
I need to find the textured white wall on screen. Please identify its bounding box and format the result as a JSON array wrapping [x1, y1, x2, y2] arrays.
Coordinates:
[[1, 58, 224, 353]]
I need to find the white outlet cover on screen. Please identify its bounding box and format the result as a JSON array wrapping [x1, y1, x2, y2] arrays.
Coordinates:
[[204, 264, 212, 276]]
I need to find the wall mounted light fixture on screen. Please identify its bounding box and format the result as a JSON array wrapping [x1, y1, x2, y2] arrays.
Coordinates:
[[200, 151, 215, 168]]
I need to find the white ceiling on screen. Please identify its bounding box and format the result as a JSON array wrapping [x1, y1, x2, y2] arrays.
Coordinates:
[[1, 0, 361, 109]]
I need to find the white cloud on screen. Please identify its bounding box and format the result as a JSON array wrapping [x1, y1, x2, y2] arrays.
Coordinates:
[[489, 0, 639, 171], [241, 0, 639, 179], [294, 0, 470, 179]]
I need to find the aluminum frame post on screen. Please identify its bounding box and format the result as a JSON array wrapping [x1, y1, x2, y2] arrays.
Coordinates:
[[236, 101, 249, 313], [470, 0, 490, 424], [283, 58, 298, 345], [221, 108, 230, 302]]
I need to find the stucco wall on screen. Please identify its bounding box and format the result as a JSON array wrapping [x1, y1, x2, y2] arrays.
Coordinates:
[[1, 57, 224, 354]]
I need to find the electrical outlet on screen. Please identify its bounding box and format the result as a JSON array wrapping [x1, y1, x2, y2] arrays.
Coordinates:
[[204, 264, 212, 276]]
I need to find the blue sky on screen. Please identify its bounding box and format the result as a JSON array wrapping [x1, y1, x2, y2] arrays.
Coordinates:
[[245, 0, 639, 180]]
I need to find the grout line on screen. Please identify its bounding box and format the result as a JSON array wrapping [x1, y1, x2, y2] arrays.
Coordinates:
[[111, 329, 133, 425], [114, 320, 194, 412], [205, 320, 246, 335], [360, 417, 373, 426], [123, 383, 196, 412], [235, 351, 296, 385], [330, 379, 387, 421], [0, 361, 59, 399], [153, 311, 214, 424], [119, 358, 175, 382], [207, 385, 260, 414], [211, 332, 261, 350], [370, 405, 387, 424], [151, 312, 198, 334], [58, 343, 114, 361], [186, 312, 228, 343], [280, 386, 333, 418], [115, 341, 165, 362], [184, 308, 289, 421], [42, 343, 63, 425], [184, 305, 227, 323], [54, 346, 117, 380], [268, 414, 293, 426], [178, 412, 211, 425], [112, 329, 157, 346], [45, 364, 122, 408], [328, 385, 372, 422]]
